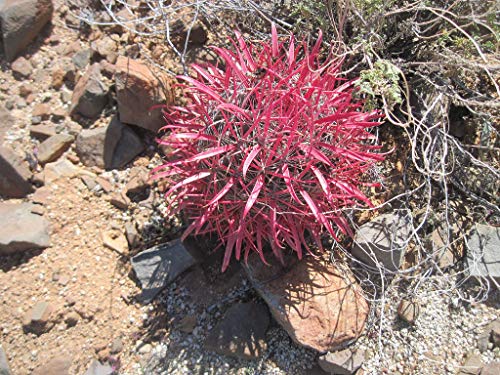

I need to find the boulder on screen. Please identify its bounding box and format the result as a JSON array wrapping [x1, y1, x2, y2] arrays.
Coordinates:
[[351, 211, 413, 272], [75, 116, 143, 169], [0, 145, 33, 198], [0, 0, 54, 61], [37, 133, 74, 164], [466, 224, 500, 286], [244, 254, 369, 352], [0, 346, 11, 375], [0, 202, 50, 254], [70, 63, 108, 119], [115, 56, 172, 132], [32, 356, 71, 375], [131, 239, 197, 303], [205, 302, 269, 359], [318, 348, 365, 375]]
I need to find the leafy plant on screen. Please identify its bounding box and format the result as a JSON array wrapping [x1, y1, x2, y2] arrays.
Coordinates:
[[153, 26, 386, 271], [357, 60, 403, 110]]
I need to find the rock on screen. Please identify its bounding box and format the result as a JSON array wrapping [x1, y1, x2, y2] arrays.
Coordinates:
[[101, 230, 128, 255], [481, 362, 500, 375], [72, 49, 94, 70], [0, 145, 33, 198], [11, 56, 32, 78], [176, 21, 208, 48], [124, 221, 140, 248], [351, 211, 413, 272], [131, 239, 197, 303], [177, 314, 197, 333], [0, 202, 50, 254], [30, 124, 58, 140], [491, 319, 500, 348], [126, 166, 149, 195], [0, 104, 14, 144], [110, 338, 123, 354], [205, 302, 269, 359], [75, 116, 144, 169], [64, 311, 79, 328], [109, 190, 131, 210], [244, 254, 369, 352], [95, 177, 113, 193], [70, 63, 108, 119], [0, 346, 12, 375], [318, 348, 365, 375], [458, 352, 483, 375], [32, 103, 51, 121], [92, 36, 117, 63], [32, 356, 71, 375], [37, 134, 74, 165], [466, 224, 500, 285], [22, 301, 56, 334], [397, 299, 420, 325], [44, 158, 79, 183], [430, 226, 460, 268], [0, 0, 54, 61], [84, 360, 113, 375], [115, 56, 172, 132]]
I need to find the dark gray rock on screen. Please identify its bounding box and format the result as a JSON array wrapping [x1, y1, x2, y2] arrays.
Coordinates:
[[37, 133, 74, 164], [70, 63, 108, 119], [0, 104, 14, 145], [0, 346, 11, 375], [84, 360, 113, 375], [75, 116, 143, 169], [318, 348, 365, 375], [131, 239, 196, 303], [0, 0, 54, 61], [0, 202, 50, 255], [205, 302, 269, 360], [466, 224, 500, 286], [0, 146, 33, 198], [351, 211, 413, 272]]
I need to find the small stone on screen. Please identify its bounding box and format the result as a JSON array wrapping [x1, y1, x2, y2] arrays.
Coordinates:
[[138, 344, 152, 355], [32, 356, 71, 375], [102, 230, 128, 256], [318, 348, 365, 375], [51, 68, 65, 89], [32, 103, 51, 121], [125, 166, 149, 198], [70, 63, 108, 119], [0, 345, 12, 375], [109, 191, 130, 210], [22, 301, 56, 334], [84, 360, 113, 375], [32, 187, 51, 205], [124, 221, 140, 248], [44, 158, 79, 183], [177, 315, 197, 333], [11, 57, 32, 78], [65, 311, 79, 327], [72, 49, 94, 70], [110, 338, 123, 354], [19, 84, 32, 97], [37, 134, 74, 165], [30, 124, 57, 140], [397, 299, 420, 325], [95, 177, 113, 193], [80, 175, 97, 191]]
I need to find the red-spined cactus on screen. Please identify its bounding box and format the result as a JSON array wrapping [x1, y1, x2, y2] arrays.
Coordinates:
[[153, 26, 385, 271]]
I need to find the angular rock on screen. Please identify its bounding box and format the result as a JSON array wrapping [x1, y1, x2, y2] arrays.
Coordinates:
[[72, 49, 94, 70], [351, 211, 413, 272], [0, 0, 54, 61], [318, 348, 365, 375], [30, 124, 57, 140], [44, 158, 79, 183], [244, 254, 369, 352], [125, 166, 149, 195], [466, 224, 500, 286], [205, 302, 269, 359], [481, 362, 500, 375], [109, 190, 131, 210], [70, 63, 108, 119], [0, 104, 14, 144], [131, 239, 197, 303], [22, 301, 55, 334], [37, 133, 74, 164], [115, 56, 172, 132], [75, 116, 143, 169], [32, 356, 71, 375], [11, 56, 33, 78], [0, 145, 33, 198], [397, 299, 420, 325], [84, 360, 113, 375], [458, 352, 483, 375], [124, 221, 140, 248], [0, 346, 11, 375], [101, 230, 128, 256], [0, 203, 50, 255]]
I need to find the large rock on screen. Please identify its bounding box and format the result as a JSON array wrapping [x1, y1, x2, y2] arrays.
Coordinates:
[[466, 224, 500, 286], [70, 63, 108, 119], [351, 211, 413, 272], [115, 56, 172, 132], [0, 145, 33, 198], [0, 345, 11, 375], [75, 116, 143, 169], [37, 133, 74, 165], [131, 239, 197, 303], [0, 104, 14, 144], [0, 202, 50, 254], [0, 0, 54, 61], [318, 348, 365, 375], [244, 254, 369, 352], [205, 302, 269, 359]]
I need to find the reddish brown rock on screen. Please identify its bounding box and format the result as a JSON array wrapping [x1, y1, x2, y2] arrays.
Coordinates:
[[0, 145, 33, 198], [37, 133, 74, 165], [115, 57, 173, 132], [244, 254, 369, 352], [11, 56, 33, 78]]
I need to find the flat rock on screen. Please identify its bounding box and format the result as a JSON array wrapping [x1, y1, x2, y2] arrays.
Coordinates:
[[0, 0, 54, 61], [75, 116, 143, 169], [37, 133, 74, 165], [44, 158, 79, 183], [30, 124, 58, 140], [318, 348, 365, 375], [351, 211, 413, 272], [0, 145, 33, 198], [0, 346, 11, 375], [70, 63, 108, 119], [466, 224, 500, 286], [131, 239, 197, 303], [0, 202, 50, 255], [205, 302, 269, 359], [32, 356, 71, 375], [84, 360, 113, 375], [115, 56, 172, 132], [244, 254, 369, 352]]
